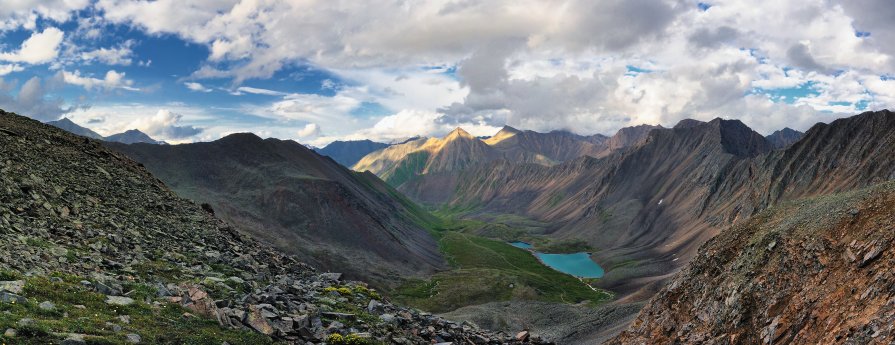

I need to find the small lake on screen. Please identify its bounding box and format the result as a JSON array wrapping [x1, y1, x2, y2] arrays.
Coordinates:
[[508, 241, 605, 278], [509, 241, 533, 249]]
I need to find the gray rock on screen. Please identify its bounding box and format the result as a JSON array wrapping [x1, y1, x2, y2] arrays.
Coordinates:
[[0, 292, 27, 305], [3, 328, 15, 337], [319, 273, 342, 281], [38, 300, 55, 311], [0, 280, 24, 294], [126, 333, 142, 343], [105, 296, 135, 306]]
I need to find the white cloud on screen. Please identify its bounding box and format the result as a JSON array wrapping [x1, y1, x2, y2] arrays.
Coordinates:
[[296, 123, 321, 138], [0, 27, 64, 64], [62, 70, 139, 91], [128, 109, 204, 140], [184, 82, 212, 92], [80, 40, 136, 66], [0, 64, 24, 76], [236, 86, 287, 96], [0, 0, 88, 30]]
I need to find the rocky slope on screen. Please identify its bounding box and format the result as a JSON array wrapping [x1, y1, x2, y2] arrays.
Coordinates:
[[108, 133, 445, 287], [765, 127, 804, 149], [0, 109, 546, 344], [314, 140, 390, 167], [609, 181, 895, 344]]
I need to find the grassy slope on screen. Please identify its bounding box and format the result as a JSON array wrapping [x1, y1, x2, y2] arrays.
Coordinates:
[[0, 272, 270, 345], [392, 217, 612, 313]]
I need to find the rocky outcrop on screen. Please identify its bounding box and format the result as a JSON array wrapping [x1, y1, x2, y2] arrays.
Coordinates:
[[0, 109, 547, 344], [609, 182, 895, 344]]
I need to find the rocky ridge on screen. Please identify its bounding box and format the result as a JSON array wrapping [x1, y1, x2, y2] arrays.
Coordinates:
[[0, 110, 546, 344], [609, 181, 895, 344]]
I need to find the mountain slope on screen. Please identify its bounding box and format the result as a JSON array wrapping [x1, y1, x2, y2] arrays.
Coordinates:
[[765, 127, 805, 149], [609, 181, 895, 344], [104, 129, 166, 144], [108, 133, 445, 286], [314, 139, 390, 167], [46, 117, 103, 139], [0, 109, 543, 345]]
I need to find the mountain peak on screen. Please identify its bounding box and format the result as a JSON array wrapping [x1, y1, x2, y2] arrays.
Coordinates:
[[499, 125, 521, 134], [445, 127, 475, 140]]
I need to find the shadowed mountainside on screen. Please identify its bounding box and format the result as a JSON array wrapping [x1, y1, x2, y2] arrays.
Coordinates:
[[765, 127, 805, 149], [314, 139, 390, 167], [108, 133, 446, 287]]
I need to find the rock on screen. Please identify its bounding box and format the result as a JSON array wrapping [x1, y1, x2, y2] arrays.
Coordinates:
[[105, 296, 135, 306], [3, 328, 15, 337], [126, 333, 141, 343], [61, 334, 87, 345], [379, 313, 397, 323], [0, 292, 27, 304], [16, 319, 34, 328], [0, 280, 24, 294], [319, 272, 342, 281], [38, 301, 55, 311], [516, 330, 530, 341], [859, 246, 883, 267], [367, 299, 382, 312], [245, 305, 274, 335]]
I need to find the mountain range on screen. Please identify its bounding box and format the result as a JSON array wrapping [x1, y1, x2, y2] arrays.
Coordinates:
[[13, 107, 895, 344], [47, 117, 166, 144], [107, 133, 445, 287]]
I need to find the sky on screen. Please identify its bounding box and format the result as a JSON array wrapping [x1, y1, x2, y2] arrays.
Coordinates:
[[0, 0, 893, 146]]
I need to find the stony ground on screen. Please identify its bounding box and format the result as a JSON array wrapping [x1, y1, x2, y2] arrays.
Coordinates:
[[608, 182, 895, 344], [0, 110, 550, 344]]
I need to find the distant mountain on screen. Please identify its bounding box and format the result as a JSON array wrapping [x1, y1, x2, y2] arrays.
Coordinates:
[[354, 125, 652, 198], [104, 129, 166, 144], [108, 133, 445, 286], [314, 139, 390, 167], [765, 127, 805, 149], [46, 117, 103, 139], [45, 118, 167, 145], [610, 181, 895, 344]]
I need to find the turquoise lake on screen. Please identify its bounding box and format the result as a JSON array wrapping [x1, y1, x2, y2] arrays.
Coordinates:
[[508, 241, 605, 278]]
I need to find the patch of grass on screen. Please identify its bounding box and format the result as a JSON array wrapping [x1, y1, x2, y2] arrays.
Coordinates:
[[392, 231, 611, 312], [532, 239, 593, 254], [0, 274, 274, 345], [24, 237, 52, 248]]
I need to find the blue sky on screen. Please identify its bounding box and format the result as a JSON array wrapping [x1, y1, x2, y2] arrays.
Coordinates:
[[0, 1, 893, 145]]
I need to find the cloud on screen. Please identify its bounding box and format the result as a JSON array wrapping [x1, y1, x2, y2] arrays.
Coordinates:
[[236, 86, 287, 96], [129, 109, 204, 139], [184, 82, 212, 92], [0, 64, 24, 76], [0, 0, 88, 30], [0, 27, 64, 64], [79, 40, 136, 66], [0, 76, 72, 121], [296, 123, 320, 138], [62, 70, 139, 91]]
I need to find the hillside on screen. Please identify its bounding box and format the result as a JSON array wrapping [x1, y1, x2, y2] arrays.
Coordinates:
[[0, 109, 545, 344], [108, 133, 446, 287], [609, 181, 895, 344], [314, 140, 390, 167]]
